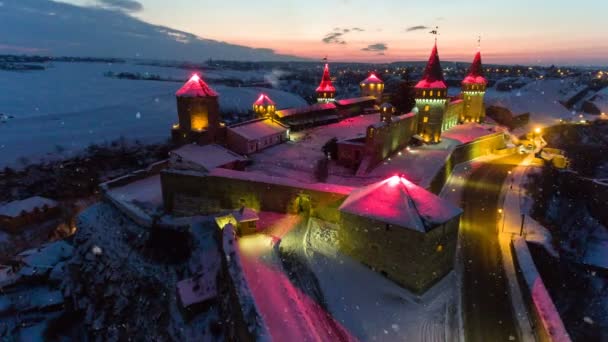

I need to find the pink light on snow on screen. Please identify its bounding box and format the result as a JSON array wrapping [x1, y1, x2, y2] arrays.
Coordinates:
[[388, 175, 401, 187]]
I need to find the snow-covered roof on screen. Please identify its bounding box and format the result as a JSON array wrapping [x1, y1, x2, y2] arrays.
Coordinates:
[[233, 207, 259, 223], [175, 74, 218, 97], [228, 118, 288, 141], [0, 196, 58, 218], [177, 250, 220, 308], [336, 96, 377, 106], [316, 63, 336, 93], [415, 43, 447, 89], [339, 176, 462, 232], [587, 86, 608, 114], [462, 51, 487, 85], [361, 73, 383, 85], [170, 144, 246, 171], [253, 93, 275, 106], [275, 103, 337, 118]]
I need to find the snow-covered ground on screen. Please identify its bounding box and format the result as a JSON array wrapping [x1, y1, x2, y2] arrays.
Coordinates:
[[0, 62, 306, 167], [485, 79, 598, 128]]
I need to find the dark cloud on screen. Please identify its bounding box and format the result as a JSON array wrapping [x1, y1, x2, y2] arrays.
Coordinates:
[[322, 27, 365, 44], [361, 43, 388, 52], [322, 32, 346, 44], [97, 0, 143, 12], [406, 25, 428, 32]]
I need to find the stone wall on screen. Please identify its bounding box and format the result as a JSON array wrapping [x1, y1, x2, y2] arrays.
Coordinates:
[[511, 238, 571, 342], [339, 213, 460, 294], [218, 224, 271, 342], [162, 169, 352, 223], [363, 113, 417, 171], [429, 132, 508, 194]]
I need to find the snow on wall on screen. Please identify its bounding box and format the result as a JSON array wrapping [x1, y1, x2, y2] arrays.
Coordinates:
[[0, 62, 306, 167], [511, 238, 571, 342], [220, 224, 271, 342]]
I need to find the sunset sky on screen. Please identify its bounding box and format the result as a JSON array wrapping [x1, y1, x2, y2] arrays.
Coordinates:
[[64, 0, 608, 65]]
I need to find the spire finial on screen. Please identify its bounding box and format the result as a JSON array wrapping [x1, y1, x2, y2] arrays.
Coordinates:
[[430, 26, 439, 43], [477, 35, 481, 51]]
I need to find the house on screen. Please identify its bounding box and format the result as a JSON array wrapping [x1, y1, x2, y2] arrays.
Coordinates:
[[168, 144, 247, 173], [0, 196, 60, 234], [176, 250, 221, 319], [338, 175, 462, 293], [226, 118, 289, 155], [215, 207, 260, 236]]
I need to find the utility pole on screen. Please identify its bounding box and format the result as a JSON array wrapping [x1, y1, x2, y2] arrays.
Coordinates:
[[520, 213, 525, 236]]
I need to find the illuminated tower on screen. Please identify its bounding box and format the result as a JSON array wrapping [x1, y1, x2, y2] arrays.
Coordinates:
[[414, 43, 448, 143], [360, 73, 384, 103], [253, 93, 276, 118], [316, 63, 336, 103], [379, 102, 395, 123], [172, 74, 221, 144], [461, 51, 487, 123]]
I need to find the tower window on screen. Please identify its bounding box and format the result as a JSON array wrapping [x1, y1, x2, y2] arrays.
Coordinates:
[[423, 116, 429, 123], [430, 90, 434, 96], [424, 105, 430, 111], [422, 91, 426, 97]]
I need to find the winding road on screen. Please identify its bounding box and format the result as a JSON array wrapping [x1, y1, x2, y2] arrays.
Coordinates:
[[460, 153, 525, 341]]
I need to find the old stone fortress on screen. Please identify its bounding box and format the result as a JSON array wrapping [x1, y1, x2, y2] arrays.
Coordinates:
[[107, 41, 501, 294]]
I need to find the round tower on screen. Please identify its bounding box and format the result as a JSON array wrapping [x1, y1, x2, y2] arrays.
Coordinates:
[[316, 63, 336, 103], [253, 93, 276, 118], [461, 51, 487, 123], [414, 42, 448, 144], [379, 102, 395, 123], [360, 73, 384, 103], [172, 73, 221, 144]]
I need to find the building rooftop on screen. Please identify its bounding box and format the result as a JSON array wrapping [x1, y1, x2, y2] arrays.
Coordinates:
[[361, 73, 383, 85], [175, 74, 218, 97], [336, 96, 377, 106], [0, 196, 58, 218], [415, 43, 447, 89], [339, 176, 462, 232], [170, 144, 246, 171], [177, 249, 220, 309], [253, 93, 275, 106], [462, 51, 487, 85], [275, 103, 337, 118], [228, 118, 288, 141], [316, 63, 336, 93]]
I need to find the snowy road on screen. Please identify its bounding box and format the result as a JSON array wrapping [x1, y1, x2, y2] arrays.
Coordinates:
[[459, 153, 525, 341]]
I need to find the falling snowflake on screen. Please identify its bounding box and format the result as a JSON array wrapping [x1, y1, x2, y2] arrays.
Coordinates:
[[92, 245, 103, 256], [583, 316, 594, 325], [136, 112, 141, 119], [391, 324, 399, 332]]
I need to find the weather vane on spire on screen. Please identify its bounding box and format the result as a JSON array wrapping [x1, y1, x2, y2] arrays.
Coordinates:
[[429, 26, 439, 42]]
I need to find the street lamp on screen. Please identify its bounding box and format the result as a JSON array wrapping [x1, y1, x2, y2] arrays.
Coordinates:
[[498, 208, 506, 233]]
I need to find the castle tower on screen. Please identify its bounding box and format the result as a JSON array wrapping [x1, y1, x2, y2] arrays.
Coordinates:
[[379, 102, 395, 123], [360, 73, 384, 103], [316, 63, 336, 103], [172, 74, 221, 144], [414, 43, 448, 143], [461, 51, 487, 123], [253, 93, 276, 118]]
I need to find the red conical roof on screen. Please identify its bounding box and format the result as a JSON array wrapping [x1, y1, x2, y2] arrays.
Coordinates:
[[176, 74, 218, 97], [253, 93, 275, 106], [316, 63, 336, 92], [415, 43, 447, 89], [462, 51, 487, 85]]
